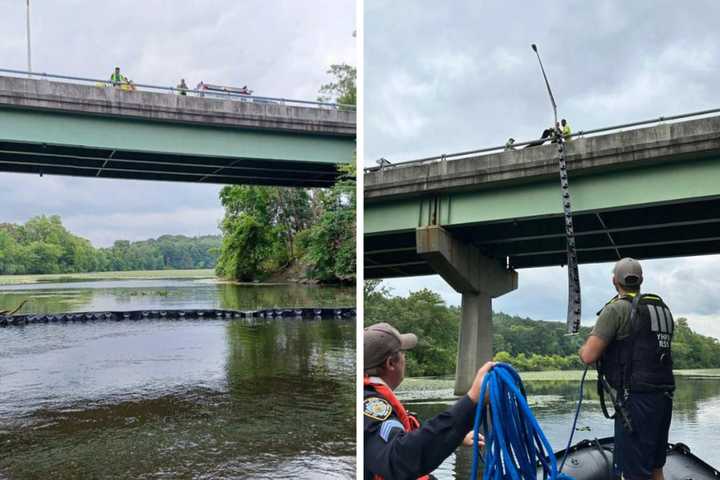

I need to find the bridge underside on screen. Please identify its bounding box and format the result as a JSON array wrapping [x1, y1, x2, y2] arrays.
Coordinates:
[[366, 150, 720, 278], [0, 107, 354, 188], [366, 195, 720, 278], [0, 139, 340, 187]]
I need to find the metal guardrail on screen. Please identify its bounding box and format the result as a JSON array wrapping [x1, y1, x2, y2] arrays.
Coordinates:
[[365, 107, 720, 172], [0, 67, 356, 111]]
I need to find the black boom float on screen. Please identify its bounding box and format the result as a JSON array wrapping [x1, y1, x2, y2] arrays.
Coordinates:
[[0, 307, 356, 327]]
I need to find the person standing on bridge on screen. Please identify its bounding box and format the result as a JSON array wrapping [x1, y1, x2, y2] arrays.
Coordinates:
[[177, 78, 189, 96], [579, 258, 675, 480], [561, 118, 572, 141], [364, 322, 490, 480]]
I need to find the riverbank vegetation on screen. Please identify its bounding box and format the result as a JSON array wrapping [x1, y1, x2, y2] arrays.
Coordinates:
[[0, 216, 220, 275], [364, 281, 720, 376], [215, 169, 355, 284]]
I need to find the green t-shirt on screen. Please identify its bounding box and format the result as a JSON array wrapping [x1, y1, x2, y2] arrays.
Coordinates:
[[591, 297, 633, 342]]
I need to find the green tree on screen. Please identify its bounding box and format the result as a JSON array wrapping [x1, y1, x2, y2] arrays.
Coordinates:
[[301, 162, 356, 283], [216, 186, 277, 281], [318, 64, 356, 106]]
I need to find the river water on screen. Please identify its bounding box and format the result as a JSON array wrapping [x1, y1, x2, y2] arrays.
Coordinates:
[[399, 375, 720, 479], [0, 279, 355, 479]]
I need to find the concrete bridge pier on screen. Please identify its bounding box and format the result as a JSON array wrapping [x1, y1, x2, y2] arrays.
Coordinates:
[[416, 225, 518, 395]]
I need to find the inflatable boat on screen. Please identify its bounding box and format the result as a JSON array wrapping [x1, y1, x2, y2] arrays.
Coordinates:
[[538, 437, 719, 479]]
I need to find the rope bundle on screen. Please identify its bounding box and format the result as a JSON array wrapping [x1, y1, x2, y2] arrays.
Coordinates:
[[470, 363, 574, 480]]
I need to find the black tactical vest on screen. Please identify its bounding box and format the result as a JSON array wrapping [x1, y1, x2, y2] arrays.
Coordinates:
[[598, 293, 675, 393]]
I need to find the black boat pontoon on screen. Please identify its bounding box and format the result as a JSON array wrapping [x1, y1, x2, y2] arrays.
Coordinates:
[[539, 437, 719, 480]]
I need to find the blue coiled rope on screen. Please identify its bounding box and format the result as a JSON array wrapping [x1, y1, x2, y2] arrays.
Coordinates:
[[470, 363, 574, 480]]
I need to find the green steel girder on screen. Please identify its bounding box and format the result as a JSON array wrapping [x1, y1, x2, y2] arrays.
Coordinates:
[[365, 157, 720, 234], [0, 109, 355, 187], [365, 156, 720, 276]]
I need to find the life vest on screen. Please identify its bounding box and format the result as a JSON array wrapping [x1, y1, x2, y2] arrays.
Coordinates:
[[597, 293, 675, 394], [364, 376, 428, 480]]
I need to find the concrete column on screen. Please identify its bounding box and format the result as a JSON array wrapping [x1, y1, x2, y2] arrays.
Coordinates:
[[416, 225, 517, 395], [456, 292, 493, 394]]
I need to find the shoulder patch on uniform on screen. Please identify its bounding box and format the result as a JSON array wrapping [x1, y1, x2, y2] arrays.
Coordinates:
[[364, 397, 392, 421], [379, 419, 404, 442]]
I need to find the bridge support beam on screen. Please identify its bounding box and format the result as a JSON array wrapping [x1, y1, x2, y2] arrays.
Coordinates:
[[416, 225, 518, 395]]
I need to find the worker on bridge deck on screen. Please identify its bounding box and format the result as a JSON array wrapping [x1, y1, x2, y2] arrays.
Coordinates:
[[110, 67, 126, 87], [177, 78, 189, 96], [109, 67, 135, 91], [561, 118, 572, 141], [363, 322, 491, 480], [580, 258, 675, 480]]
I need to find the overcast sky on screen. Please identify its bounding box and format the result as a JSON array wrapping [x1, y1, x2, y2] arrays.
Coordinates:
[[364, 0, 720, 339], [0, 0, 355, 246]]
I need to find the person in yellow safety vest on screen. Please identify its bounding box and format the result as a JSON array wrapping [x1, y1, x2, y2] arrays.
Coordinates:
[[110, 67, 125, 87], [561, 118, 572, 141]]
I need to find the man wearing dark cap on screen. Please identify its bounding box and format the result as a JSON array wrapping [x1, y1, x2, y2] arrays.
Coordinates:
[[363, 322, 492, 480], [580, 258, 675, 480]]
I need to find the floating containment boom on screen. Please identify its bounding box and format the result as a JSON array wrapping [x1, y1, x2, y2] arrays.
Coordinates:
[[0, 307, 356, 327]]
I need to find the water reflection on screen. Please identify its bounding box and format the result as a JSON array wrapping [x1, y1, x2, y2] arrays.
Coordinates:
[[0, 280, 355, 479], [0, 280, 354, 314], [401, 376, 720, 479]]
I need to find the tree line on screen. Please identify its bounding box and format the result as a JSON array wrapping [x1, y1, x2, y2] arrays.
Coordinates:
[[364, 281, 720, 375], [0, 215, 220, 275]]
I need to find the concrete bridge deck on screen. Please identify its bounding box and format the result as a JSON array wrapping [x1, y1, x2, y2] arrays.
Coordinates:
[[0, 75, 356, 187]]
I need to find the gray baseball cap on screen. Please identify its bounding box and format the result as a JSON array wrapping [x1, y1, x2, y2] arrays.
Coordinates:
[[364, 323, 417, 370], [613, 257, 643, 287]]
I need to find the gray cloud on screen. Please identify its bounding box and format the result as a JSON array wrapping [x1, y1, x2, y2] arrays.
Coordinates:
[[365, 0, 720, 163], [365, 1, 720, 339], [0, 0, 355, 245]]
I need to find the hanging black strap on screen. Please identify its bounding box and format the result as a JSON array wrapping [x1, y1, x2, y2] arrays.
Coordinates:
[[596, 370, 616, 420], [597, 373, 634, 433]]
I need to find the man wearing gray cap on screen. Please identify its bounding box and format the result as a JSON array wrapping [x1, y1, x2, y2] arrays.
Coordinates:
[[363, 322, 492, 480], [580, 258, 675, 480]]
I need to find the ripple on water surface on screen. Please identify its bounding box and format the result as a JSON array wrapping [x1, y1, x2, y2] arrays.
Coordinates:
[[0, 316, 356, 479]]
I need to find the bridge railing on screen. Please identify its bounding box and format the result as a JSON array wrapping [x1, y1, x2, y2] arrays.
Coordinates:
[[365, 107, 720, 172], [0, 67, 355, 111]]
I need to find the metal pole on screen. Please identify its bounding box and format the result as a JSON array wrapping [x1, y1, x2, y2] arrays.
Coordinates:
[[26, 0, 32, 75], [531, 43, 581, 334], [531, 43, 557, 126]]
